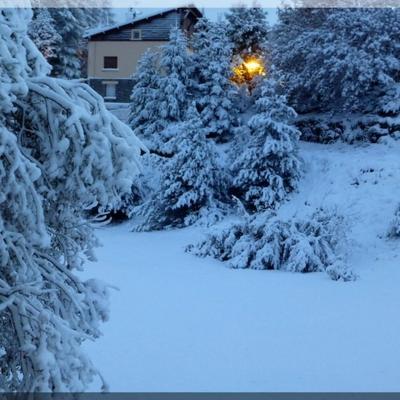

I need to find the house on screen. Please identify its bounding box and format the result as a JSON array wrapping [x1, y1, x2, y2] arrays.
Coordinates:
[[85, 7, 202, 103]]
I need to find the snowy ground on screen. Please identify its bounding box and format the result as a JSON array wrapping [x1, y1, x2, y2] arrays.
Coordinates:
[[105, 102, 130, 123], [85, 140, 400, 392]]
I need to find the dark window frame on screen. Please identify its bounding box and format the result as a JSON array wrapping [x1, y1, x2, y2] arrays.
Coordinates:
[[131, 29, 142, 40], [103, 56, 118, 70]]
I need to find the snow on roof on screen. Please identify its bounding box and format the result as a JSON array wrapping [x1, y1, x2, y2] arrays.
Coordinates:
[[84, 7, 199, 38]]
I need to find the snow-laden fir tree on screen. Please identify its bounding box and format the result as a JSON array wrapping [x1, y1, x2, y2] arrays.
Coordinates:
[[129, 27, 193, 153], [0, 7, 143, 391], [152, 26, 193, 152], [28, 8, 61, 65], [78, 4, 114, 79], [47, 3, 113, 79], [230, 79, 301, 212], [127, 28, 195, 216], [134, 106, 227, 231], [272, 6, 400, 118], [128, 50, 161, 142], [158, 26, 192, 121], [225, 5, 269, 58], [49, 8, 82, 78], [191, 18, 238, 142], [187, 208, 355, 281]]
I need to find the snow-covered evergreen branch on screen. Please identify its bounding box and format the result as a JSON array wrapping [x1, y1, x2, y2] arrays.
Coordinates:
[[0, 7, 143, 391]]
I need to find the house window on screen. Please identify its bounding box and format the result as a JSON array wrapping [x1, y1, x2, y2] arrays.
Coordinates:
[[103, 56, 118, 70], [131, 29, 142, 40], [103, 81, 117, 99]]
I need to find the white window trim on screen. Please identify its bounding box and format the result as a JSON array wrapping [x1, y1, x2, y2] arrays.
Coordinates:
[[102, 68, 119, 71], [131, 29, 142, 40], [102, 81, 118, 100]]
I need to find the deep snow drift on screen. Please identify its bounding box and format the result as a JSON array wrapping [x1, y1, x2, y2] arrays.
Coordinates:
[[85, 140, 400, 391]]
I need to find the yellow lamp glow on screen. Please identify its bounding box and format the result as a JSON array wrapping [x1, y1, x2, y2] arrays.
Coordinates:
[[232, 56, 266, 85], [244, 59, 265, 75]]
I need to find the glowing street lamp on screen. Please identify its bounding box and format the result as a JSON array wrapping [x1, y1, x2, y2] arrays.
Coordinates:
[[243, 58, 265, 76], [232, 55, 266, 86]]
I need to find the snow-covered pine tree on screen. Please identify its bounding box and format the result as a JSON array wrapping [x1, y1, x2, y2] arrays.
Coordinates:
[[134, 106, 227, 230], [85, 3, 113, 28], [79, 4, 114, 79], [151, 26, 193, 152], [225, 5, 269, 58], [191, 18, 238, 142], [271, 7, 326, 114], [0, 7, 143, 391], [48, 3, 113, 79], [272, 6, 400, 118], [28, 8, 61, 65], [47, 7, 85, 78], [128, 50, 161, 142], [230, 79, 301, 212], [158, 26, 192, 122], [187, 208, 355, 281], [129, 27, 192, 153]]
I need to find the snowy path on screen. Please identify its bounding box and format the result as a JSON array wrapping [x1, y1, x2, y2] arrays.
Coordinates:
[[85, 141, 400, 392]]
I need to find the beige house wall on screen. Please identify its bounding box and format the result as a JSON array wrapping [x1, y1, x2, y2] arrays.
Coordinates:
[[88, 41, 165, 79]]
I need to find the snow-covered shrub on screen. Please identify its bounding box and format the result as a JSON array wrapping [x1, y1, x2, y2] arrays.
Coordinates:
[[296, 116, 343, 143], [387, 205, 400, 238], [187, 209, 355, 281], [295, 114, 398, 144], [230, 79, 301, 212], [111, 153, 156, 220], [0, 8, 143, 391], [191, 18, 238, 142], [133, 107, 227, 231], [297, 112, 400, 144]]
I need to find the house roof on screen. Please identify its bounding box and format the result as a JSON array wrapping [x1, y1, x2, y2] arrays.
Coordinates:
[[84, 6, 202, 39]]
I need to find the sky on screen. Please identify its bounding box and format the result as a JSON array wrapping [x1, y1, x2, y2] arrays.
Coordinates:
[[109, 0, 284, 8], [112, 7, 278, 25]]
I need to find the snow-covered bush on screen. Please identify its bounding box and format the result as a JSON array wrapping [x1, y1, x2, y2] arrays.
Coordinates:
[[187, 209, 355, 282], [191, 18, 238, 142], [0, 8, 142, 391], [112, 153, 155, 220], [230, 79, 301, 212], [297, 112, 400, 144], [133, 107, 227, 231], [296, 116, 343, 143], [387, 205, 400, 238]]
